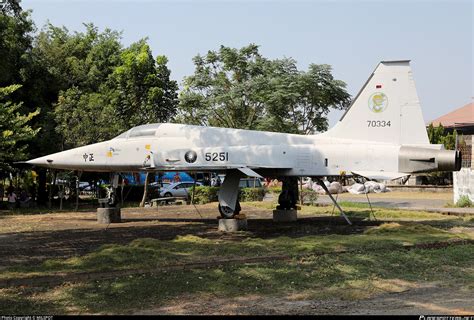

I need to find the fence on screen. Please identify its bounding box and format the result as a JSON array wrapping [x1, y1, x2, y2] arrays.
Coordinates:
[[456, 134, 472, 168], [453, 135, 472, 203]]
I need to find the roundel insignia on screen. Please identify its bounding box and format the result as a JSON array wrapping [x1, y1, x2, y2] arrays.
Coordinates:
[[368, 92, 388, 113], [184, 150, 197, 163]]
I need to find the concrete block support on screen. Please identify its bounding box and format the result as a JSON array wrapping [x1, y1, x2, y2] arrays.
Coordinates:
[[273, 209, 297, 222], [218, 218, 248, 232], [97, 207, 121, 224]]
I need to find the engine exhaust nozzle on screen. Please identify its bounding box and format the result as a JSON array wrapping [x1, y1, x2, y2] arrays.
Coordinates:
[[399, 146, 462, 173]]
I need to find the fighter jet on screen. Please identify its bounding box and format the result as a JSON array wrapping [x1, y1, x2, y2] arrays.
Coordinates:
[[27, 60, 462, 218]]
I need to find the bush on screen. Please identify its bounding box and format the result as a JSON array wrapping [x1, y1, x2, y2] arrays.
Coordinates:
[[190, 186, 219, 204], [456, 195, 472, 208], [240, 188, 266, 202], [188, 186, 265, 204], [267, 186, 282, 194], [301, 190, 319, 205]]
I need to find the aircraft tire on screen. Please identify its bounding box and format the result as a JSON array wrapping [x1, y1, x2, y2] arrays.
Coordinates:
[[164, 192, 172, 204], [218, 201, 241, 219]]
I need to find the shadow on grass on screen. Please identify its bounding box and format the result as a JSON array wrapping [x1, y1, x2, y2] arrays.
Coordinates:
[[0, 206, 97, 217], [0, 288, 63, 314], [4, 218, 465, 280], [1, 212, 472, 314], [61, 244, 474, 314], [2, 207, 469, 272]]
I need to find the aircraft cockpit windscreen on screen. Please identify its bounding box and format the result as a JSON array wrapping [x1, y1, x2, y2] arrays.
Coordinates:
[[112, 130, 130, 139], [112, 124, 161, 139]]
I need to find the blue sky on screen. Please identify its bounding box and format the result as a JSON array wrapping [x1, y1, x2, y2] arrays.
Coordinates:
[[22, 0, 473, 128]]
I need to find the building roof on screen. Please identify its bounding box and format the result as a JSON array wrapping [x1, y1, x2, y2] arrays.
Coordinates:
[[429, 102, 474, 128]]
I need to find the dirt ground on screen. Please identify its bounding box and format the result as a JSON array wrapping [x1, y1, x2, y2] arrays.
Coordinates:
[[139, 283, 474, 315], [1, 201, 473, 315], [318, 191, 455, 209]]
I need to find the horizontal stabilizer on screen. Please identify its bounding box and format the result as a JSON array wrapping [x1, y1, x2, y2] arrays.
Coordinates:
[[352, 170, 409, 181]]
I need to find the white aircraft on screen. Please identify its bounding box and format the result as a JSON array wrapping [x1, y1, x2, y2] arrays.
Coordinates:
[[27, 60, 461, 218]]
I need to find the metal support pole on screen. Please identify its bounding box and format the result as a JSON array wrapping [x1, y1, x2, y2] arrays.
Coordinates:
[[75, 171, 82, 211], [191, 172, 197, 205], [318, 179, 352, 225], [331, 192, 340, 216], [363, 179, 376, 221], [48, 170, 56, 209], [120, 173, 124, 207]]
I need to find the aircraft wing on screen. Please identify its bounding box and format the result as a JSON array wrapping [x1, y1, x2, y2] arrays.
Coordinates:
[[236, 167, 263, 178], [140, 165, 286, 176], [351, 171, 410, 181]]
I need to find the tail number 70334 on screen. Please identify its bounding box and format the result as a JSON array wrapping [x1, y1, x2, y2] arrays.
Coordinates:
[[205, 152, 229, 162], [367, 120, 391, 127]]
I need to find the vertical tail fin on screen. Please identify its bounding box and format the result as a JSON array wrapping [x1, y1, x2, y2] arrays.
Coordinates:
[[325, 60, 429, 145]]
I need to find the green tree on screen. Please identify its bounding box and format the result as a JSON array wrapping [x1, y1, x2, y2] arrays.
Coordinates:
[[47, 24, 124, 147], [0, 85, 40, 171], [46, 28, 178, 207], [0, 0, 34, 86], [0, 1, 53, 155], [426, 123, 458, 185], [50, 28, 178, 148], [0, 1, 63, 202], [178, 44, 350, 133], [55, 87, 117, 147], [110, 40, 179, 129], [427, 123, 457, 150], [108, 40, 179, 207]]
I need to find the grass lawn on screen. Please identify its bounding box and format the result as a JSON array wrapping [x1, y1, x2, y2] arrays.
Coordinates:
[[247, 200, 471, 221], [0, 202, 473, 314], [1, 243, 472, 314]]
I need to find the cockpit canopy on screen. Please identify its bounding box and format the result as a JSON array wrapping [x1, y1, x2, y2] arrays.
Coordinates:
[[112, 124, 162, 139]]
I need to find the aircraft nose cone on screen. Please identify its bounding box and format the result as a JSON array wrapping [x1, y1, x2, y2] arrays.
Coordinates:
[[26, 156, 55, 166]]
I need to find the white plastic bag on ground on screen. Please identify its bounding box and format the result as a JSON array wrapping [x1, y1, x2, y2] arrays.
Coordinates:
[[347, 181, 390, 194], [347, 183, 365, 194], [303, 181, 313, 190], [376, 182, 387, 193], [364, 181, 378, 193], [329, 181, 343, 194]]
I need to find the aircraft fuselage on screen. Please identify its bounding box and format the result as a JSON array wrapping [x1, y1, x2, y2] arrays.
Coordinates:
[[27, 123, 457, 179]]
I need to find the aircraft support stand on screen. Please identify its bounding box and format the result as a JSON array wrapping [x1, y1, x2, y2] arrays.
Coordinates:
[[317, 179, 352, 225], [273, 177, 299, 222], [97, 173, 121, 224], [218, 214, 248, 232], [97, 207, 121, 224], [273, 209, 297, 222]]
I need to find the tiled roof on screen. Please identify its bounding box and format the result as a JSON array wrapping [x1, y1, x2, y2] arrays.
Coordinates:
[[429, 102, 474, 128]]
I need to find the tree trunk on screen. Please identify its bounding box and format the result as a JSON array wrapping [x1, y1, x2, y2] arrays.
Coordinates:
[[140, 172, 150, 207]]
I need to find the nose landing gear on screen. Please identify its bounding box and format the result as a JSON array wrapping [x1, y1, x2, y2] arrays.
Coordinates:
[[217, 169, 244, 219], [218, 201, 241, 218]]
